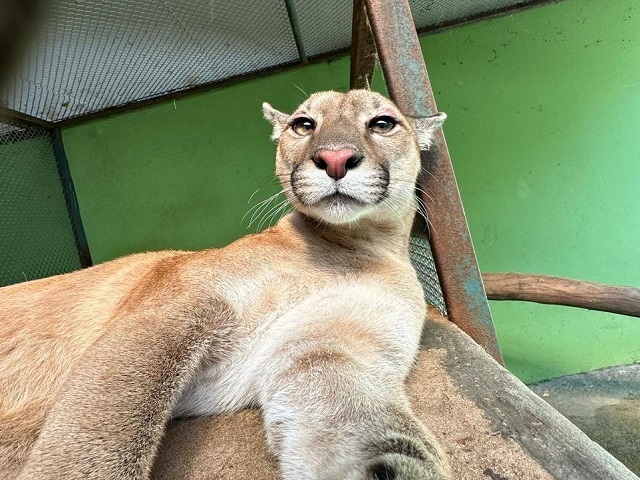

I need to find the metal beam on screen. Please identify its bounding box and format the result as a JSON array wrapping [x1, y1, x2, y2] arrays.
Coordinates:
[[51, 128, 93, 268], [349, 0, 376, 90], [0, 106, 54, 129], [364, 0, 503, 363], [284, 0, 308, 65]]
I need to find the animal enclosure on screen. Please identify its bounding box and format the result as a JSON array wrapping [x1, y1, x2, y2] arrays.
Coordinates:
[[1, 0, 639, 478], [4, 0, 512, 347]]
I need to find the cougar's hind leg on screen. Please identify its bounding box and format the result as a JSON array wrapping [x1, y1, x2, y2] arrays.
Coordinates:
[[18, 295, 238, 480]]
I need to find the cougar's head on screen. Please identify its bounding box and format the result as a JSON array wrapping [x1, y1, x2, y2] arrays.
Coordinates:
[[263, 90, 445, 225]]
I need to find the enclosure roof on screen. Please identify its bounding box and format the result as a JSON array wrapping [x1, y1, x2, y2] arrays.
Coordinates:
[[2, 0, 545, 125]]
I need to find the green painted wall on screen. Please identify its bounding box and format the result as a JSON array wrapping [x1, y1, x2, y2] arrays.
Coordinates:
[[61, 0, 640, 383], [426, 0, 640, 383], [61, 59, 365, 262]]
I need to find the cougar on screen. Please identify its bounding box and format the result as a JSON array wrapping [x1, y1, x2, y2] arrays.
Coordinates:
[[0, 89, 449, 479]]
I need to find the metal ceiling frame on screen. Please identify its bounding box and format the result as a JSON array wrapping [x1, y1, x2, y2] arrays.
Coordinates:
[[352, 0, 504, 362], [0, 105, 54, 129]]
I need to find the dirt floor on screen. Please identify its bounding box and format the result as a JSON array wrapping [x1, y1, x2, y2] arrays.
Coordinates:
[[530, 363, 640, 476]]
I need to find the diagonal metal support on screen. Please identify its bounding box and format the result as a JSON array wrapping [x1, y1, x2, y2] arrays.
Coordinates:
[[357, 0, 503, 363], [284, 0, 308, 65], [349, 0, 376, 90], [51, 128, 93, 268]]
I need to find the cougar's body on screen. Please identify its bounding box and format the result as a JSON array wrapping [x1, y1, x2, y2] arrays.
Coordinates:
[[0, 90, 449, 479]]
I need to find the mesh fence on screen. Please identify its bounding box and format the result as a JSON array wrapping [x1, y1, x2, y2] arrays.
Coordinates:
[[3, 0, 299, 123], [0, 120, 82, 286], [2, 0, 531, 124], [294, 0, 353, 58], [294, 0, 532, 60], [409, 234, 447, 315], [409, 0, 532, 31]]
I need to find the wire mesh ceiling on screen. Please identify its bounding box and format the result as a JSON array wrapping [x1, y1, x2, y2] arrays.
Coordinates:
[[2, 0, 536, 124]]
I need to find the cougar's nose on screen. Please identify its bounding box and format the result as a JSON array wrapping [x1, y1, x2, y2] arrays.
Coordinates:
[[312, 148, 362, 180]]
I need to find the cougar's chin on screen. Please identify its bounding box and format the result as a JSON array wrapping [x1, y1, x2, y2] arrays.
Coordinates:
[[296, 193, 374, 224], [314, 193, 368, 224]]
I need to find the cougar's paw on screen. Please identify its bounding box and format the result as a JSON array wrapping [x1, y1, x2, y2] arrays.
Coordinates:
[[363, 433, 450, 480], [364, 453, 449, 480]]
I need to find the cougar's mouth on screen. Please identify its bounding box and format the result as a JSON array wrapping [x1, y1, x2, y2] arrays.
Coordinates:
[[321, 192, 366, 205], [288, 163, 392, 224], [293, 187, 386, 209], [290, 168, 390, 206]]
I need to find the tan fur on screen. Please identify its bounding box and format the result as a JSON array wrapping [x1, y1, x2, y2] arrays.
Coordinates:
[[0, 90, 449, 479]]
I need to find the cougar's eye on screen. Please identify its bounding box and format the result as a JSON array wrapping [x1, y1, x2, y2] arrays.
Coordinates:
[[368, 116, 397, 134], [291, 117, 315, 136]]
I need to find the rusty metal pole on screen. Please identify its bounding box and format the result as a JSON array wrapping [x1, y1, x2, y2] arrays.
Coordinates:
[[349, 0, 377, 90], [363, 0, 503, 363]]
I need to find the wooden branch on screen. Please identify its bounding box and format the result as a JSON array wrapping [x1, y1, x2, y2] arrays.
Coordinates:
[[482, 273, 640, 318]]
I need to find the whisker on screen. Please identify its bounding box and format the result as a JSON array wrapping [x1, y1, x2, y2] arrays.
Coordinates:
[[291, 83, 309, 99], [247, 192, 284, 227], [268, 201, 291, 229], [385, 201, 406, 230], [390, 178, 437, 204], [243, 192, 279, 221], [243, 196, 275, 223], [419, 165, 440, 184], [270, 203, 294, 228], [385, 186, 437, 238], [257, 199, 290, 232], [247, 187, 264, 204]]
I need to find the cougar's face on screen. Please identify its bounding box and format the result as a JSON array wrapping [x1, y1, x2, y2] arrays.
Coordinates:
[[263, 90, 445, 225]]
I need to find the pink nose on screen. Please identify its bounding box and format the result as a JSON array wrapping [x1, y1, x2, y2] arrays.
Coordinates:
[[312, 148, 361, 180]]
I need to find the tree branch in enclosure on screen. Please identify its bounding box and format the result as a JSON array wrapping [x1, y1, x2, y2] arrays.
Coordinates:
[[482, 273, 640, 318]]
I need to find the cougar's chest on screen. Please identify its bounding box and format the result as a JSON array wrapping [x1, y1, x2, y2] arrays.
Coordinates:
[[173, 247, 424, 418]]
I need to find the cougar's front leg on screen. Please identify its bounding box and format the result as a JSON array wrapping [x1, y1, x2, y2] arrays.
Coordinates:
[[18, 295, 237, 480], [258, 313, 450, 480]]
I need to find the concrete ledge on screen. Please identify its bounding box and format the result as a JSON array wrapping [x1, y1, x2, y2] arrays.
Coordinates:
[[530, 364, 640, 475], [420, 309, 638, 480]]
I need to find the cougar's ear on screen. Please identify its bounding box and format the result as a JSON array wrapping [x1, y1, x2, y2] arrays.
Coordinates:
[[262, 102, 290, 141], [411, 112, 447, 149]]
